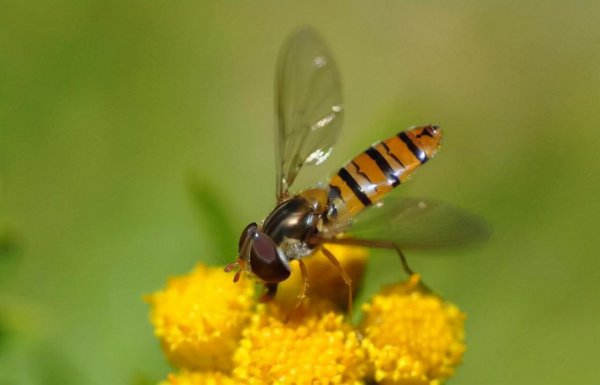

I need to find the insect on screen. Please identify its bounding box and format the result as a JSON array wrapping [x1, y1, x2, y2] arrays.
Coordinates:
[[225, 27, 488, 311]]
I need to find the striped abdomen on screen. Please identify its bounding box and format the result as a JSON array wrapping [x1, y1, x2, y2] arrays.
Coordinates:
[[328, 125, 442, 223]]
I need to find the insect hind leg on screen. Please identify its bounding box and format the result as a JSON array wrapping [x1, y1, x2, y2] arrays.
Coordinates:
[[391, 243, 415, 276], [318, 237, 415, 277]]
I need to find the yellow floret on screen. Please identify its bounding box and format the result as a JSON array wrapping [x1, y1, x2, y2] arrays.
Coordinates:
[[361, 275, 466, 385], [160, 370, 236, 385], [277, 244, 368, 311], [233, 301, 367, 385], [147, 264, 255, 371]]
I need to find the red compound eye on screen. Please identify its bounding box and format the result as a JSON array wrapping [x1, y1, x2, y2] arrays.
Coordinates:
[[249, 231, 291, 283]]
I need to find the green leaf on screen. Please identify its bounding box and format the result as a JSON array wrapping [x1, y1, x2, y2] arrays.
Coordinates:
[[0, 316, 8, 353], [0, 228, 19, 260], [0, 227, 20, 280], [187, 176, 237, 264]]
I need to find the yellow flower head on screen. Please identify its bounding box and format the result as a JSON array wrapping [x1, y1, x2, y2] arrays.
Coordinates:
[[361, 275, 466, 385], [147, 264, 254, 371], [233, 301, 366, 385], [160, 370, 236, 385], [148, 249, 467, 385]]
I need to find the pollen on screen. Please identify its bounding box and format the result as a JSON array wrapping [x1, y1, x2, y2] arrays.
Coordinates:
[[361, 275, 466, 385], [232, 301, 367, 385], [147, 264, 254, 371], [160, 370, 236, 385]]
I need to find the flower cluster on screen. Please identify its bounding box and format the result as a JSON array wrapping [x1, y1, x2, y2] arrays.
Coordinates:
[[147, 245, 466, 384]]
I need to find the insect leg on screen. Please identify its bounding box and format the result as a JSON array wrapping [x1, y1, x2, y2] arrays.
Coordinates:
[[259, 283, 278, 302], [284, 259, 310, 323], [320, 246, 353, 317], [319, 237, 415, 277]]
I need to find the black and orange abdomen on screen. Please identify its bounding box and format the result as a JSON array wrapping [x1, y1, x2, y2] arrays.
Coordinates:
[[328, 125, 442, 223]]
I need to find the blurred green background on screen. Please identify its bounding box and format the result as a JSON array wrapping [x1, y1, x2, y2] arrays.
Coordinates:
[[1, 1, 599, 384]]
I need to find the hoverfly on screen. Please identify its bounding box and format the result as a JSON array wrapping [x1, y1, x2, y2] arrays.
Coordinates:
[[225, 27, 487, 311]]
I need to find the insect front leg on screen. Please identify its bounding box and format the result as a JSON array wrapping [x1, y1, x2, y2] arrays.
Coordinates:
[[259, 282, 278, 302], [320, 246, 353, 318], [285, 259, 310, 323], [296, 259, 309, 303]]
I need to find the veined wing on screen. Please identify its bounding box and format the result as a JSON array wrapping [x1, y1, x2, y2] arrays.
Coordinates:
[[345, 197, 490, 249], [275, 27, 343, 201]]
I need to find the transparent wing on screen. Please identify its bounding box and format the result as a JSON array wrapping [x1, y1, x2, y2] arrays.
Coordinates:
[[275, 27, 343, 200], [346, 198, 490, 249]]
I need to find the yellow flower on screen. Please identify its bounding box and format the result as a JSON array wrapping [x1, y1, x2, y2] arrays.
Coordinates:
[[361, 275, 466, 385], [147, 264, 254, 371], [159, 370, 236, 385], [232, 301, 366, 385], [147, 250, 467, 385]]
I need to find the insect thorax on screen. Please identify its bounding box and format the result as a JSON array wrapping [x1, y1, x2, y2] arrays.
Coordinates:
[[261, 192, 328, 253], [279, 237, 315, 261]]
